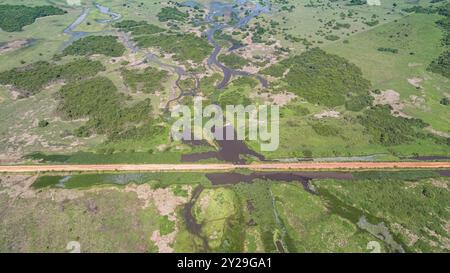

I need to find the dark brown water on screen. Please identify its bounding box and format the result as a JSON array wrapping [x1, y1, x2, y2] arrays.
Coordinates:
[[439, 170, 450, 177], [405, 156, 450, 161], [182, 126, 266, 164], [183, 186, 209, 251]]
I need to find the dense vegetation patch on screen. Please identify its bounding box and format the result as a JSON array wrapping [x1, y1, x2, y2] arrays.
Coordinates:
[[157, 7, 188, 22], [63, 36, 125, 57], [310, 122, 341, 137], [114, 20, 165, 36], [0, 5, 66, 32], [0, 59, 105, 97], [428, 50, 450, 78], [121, 67, 169, 93], [218, 53, 249, 69], [262, 48, 371, 107], [218, 88, 251, 108], [57, 77, 154, 139], [358, 105, 427, 145], [315, 177, 450, 252], [135, 33, 213, 63], [377, 47, 399, 54]]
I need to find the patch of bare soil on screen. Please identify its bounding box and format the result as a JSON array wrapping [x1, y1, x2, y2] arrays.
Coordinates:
[[124, 184, 188, 220], [0, 175, 84, 201], [391, 223, 419, 247], [235, 35, 286, 72], [252, 91, 297, 106], [0, 175, 37, 199], [424, 227, 450, 250], [425, 127, 450, 138], [408, 63, 422, 67], [0, 154, 22, 164], [314, 110, 340, 119], [124, 184, 190, 253], [151, 230, 177, 253], [372, 90, 410, 118], [0, 39, 30, 54], [408, 78, 423, 89], [430, 178, 449, 189], [198, 192, 211, 211]]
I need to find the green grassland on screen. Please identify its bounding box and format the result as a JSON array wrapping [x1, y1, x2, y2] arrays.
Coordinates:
[[325, 12, 450, 133], [3, 171, 447, 252], [315, 177, 450, 252], [0, 187, 161, 253], [0, 0, 448, 163]]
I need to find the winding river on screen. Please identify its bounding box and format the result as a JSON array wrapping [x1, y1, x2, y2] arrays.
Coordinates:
[[197, 0, 271, 89]]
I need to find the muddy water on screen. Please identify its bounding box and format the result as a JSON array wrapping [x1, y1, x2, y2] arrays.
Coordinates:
[[181, 126, 266, 164], [95, 3, 122, 23], [183, 186, 209, 251], [181, 137, 265, 164], [410, 156, 450, 161], [439, 170, 450, 177], [203, 0, 271, 89], [63, 8, 90, 47]]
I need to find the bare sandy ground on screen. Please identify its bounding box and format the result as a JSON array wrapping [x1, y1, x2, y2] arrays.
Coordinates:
[[0, 162, 449, 173]]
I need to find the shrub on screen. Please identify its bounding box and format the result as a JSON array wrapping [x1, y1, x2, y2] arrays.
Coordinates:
[[0, 5, 66, 32], [263, 48, 371, 107], [0, 58, 105, 96], [218, 53, 249, 69], [63, 35, 125, 57], [38, 120, 49, 128], [358, 105, 428, 145]]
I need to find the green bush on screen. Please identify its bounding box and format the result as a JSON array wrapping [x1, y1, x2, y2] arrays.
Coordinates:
[[345, 93, 373, 111], [377, 47, 399, 54], [157, 7, 188, 22], [57, 77, 154, 139], [428, 51, 450, 79], [0, 58, 105, 96], [0, 5, 66, 32], [135, 33, 213, 63], [263, 48, 371, 107], [310, 122, 341, 137], [440, 97, 449, 105], [38, 120, 49, 128], [218, 53, 249, 69], [358, 105, 428, 145], [63, 36, 125, 57], [121, 67, 168, 93], [218, 88, 251, 107], [114, 20, 165, 35]]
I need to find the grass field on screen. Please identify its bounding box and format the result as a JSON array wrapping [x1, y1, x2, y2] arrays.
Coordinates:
[[0, 0, 448, 162], [325, 13, 450, 133], [3, 170, 447, 252]]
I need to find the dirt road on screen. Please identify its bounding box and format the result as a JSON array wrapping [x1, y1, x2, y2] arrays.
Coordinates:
[[0, 162, 449, 173]]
